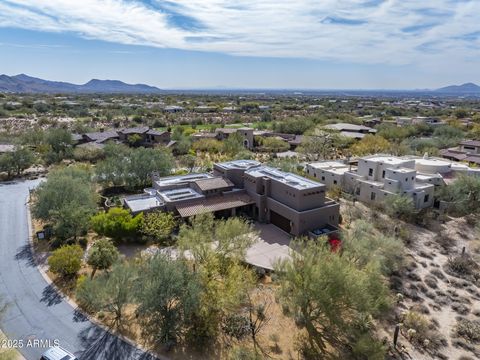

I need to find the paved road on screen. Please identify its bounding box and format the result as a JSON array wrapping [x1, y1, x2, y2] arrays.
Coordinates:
[[0, 179, 157, 360]]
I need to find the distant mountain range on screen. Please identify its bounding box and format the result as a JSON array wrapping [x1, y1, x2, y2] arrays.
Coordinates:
[[435, 82, 480, 94], [0, 73, 479, 95], [0, 74, 163, 94]]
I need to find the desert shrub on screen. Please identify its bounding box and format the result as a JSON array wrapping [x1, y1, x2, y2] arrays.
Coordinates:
[[91, 207, 143, 241], [383, 194, 417, 222], [451, 303, 470, 315], [48, 244, 83, 278], [454, 319, 480, 343], [430, 268, 446, 280], [222, 314, 250, 341], [351, 333, 387, 360], [73, 146, 105, 163], [227, 345, 263, 360], [424, 275, 438, 289], [402, 311, 430, 340], [446, 255, 479, 279]]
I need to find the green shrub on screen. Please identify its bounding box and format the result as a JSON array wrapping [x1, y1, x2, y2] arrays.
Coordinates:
[[91, 207, 143, 241], [48, 244, 83, 278]]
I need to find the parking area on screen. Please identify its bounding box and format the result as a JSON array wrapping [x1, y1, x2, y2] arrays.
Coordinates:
[[245, 223, 293, 270]]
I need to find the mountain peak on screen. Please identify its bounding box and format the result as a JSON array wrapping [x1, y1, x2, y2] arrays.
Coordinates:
[[436, 82, 480, 93], [0, 74, 162, 94]]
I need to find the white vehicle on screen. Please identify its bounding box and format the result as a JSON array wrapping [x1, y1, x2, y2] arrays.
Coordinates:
[[40, 346, 77, 360]]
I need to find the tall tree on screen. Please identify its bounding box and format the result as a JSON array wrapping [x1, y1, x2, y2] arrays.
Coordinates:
[[349, 135, 391, 156], [275, 238, 390, 358], [135, 255, 201, 348], [96, 144, 173, 189], [33, 166, 97, 241], [0, 147, 35, 178], [177, 214, 257, 343], [77, 262, 137, 328]]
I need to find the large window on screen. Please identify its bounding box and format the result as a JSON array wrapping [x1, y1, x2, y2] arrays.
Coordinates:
[[368, 168, 373, 176], [370, 192, 376, 200], [424, 194, 430, 203]]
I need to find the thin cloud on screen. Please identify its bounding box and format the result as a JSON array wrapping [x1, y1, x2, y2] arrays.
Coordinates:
[[0, 0, 478, 66]]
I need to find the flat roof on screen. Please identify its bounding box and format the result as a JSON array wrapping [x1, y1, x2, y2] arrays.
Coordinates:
[[324, 123, 376, 132], [124, 195, 164, 213], [416, 173, 443, 180], [155, 173, 213, 188], [308, 161, 349, 169], [246, 166, 322, 190], [215, 159, 261, 170], [359, 179, 384, 187], [362, 155, 411, 165], [159, 187, 204, 202], [413, 157, 452, 167], [389, 167, 416, 174]]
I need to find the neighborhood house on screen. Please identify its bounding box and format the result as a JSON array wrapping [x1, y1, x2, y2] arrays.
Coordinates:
[[124, 160, 340, 237]]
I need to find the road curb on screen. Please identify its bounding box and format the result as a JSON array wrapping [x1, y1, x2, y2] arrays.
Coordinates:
[[25, 193, 168, 360]]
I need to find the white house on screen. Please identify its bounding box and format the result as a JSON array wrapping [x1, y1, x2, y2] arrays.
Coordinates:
[[307, 155, 437, 209]]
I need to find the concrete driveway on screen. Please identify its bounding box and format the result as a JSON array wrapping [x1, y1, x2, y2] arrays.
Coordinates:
[[245, 223, 292, 270], [0, 179, 158, 360]]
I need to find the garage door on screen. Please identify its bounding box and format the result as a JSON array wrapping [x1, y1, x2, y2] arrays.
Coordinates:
[[270, 210, 291, 234]]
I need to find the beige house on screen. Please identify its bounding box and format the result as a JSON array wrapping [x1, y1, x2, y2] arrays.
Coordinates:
[[307, 155, 437, 209]]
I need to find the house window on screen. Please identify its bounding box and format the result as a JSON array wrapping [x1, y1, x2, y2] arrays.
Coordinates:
[[424, 194, 430, 203], [321, 176, 325, 181], [382, 170, 385, 178], [405, 178, 408, 182], [412, 176, 414, 180], [355, 187, 360, 195], [370, 192, 376, 200], [333, 180, 337, 185], [368, 168, 373, 176]]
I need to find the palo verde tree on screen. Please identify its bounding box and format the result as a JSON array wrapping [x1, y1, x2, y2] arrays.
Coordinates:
[[77, 261, 137, 329], [437, 174, 480, 216], [177, 213, 257, 344], [349, 134, 391, 156], [135, 255, 201, 349], [275, 237, 391, 359]]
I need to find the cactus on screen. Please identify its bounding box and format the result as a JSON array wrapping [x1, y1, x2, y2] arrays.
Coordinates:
[[407, 328, 417, 339]]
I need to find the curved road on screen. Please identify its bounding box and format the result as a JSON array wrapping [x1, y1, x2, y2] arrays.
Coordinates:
[[0, 179, 157, 360]]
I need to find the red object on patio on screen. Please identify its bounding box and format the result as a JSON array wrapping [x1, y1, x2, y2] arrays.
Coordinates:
[[328, 238, 342, 252]]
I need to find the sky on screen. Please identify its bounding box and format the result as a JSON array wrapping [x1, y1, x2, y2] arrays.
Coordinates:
[[0, 0, 479, 90]]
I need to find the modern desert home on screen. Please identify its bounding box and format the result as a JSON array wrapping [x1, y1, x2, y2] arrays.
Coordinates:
[[307, 155, 436, 209], [123, 160, 340, 237]]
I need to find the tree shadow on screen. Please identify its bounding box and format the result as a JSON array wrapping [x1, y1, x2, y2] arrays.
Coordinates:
[[14, 244, 36, 267], [40, 284, 64, 306], [73, 308, 88, 323], [77, 324, 158, 360]]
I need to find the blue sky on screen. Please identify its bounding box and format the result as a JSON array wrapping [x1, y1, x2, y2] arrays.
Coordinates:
[[0, 0, 479, 90]]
